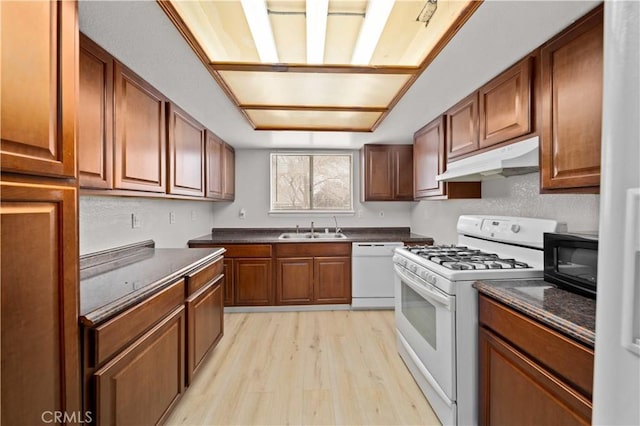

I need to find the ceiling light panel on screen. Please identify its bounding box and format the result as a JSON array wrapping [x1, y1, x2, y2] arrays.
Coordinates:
[[372, 0, 474, 65], [351, 0, 396, 65], [268, 0, 306, 63], [172, 0, 260, 62], [218, 71, 411, 107], [240, 0, 279, 63], [245, 109, 382, 130], [306, 0, 329, 64]]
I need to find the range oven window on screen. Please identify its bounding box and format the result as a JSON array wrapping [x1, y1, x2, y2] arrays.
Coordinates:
[[557, 246, 598, 284], [401, 282, 437, 349]]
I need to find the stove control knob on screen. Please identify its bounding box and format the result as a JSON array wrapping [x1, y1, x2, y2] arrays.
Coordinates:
[[511, 224, 521, 233], [428, 274, 437, 285], [419, 270, 429, 280], [408, 264, 417, 273]]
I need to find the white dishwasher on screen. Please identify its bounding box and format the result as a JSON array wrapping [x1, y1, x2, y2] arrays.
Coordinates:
[[351, 242, 403, 309]]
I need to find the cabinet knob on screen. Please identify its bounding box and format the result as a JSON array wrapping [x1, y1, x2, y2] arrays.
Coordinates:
[[511, 224, 521, 233]]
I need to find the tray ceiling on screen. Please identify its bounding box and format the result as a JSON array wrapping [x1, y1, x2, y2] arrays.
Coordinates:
[[158, 0, 481, 132]]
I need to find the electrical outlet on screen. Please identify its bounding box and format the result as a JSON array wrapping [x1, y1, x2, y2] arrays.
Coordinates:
[[131, 213, 141, 229], [169, 211, 176, 224], [239, 208, 246, 219], [379, 210, 385, 218], [190, 210, 197, 221]]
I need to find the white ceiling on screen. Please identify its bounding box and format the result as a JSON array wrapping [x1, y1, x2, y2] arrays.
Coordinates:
[[79, 0, 600, 150]]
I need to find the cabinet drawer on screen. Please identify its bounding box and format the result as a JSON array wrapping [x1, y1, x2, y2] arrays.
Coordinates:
[[275, 242, 351, 257], [90, 279, 185, 366], [185, 256, 223, 295], [224, 244, 272, 258], [478, 295, 594, 398]]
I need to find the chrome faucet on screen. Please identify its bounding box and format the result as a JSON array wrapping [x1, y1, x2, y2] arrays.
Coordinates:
[[333, 216, 341, 233], [310, 221, 314, 237], [295, 224, 300, 234]]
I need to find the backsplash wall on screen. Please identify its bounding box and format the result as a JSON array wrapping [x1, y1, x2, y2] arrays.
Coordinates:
[[79, 197, 215, 255], [411, 173, 600, 244]]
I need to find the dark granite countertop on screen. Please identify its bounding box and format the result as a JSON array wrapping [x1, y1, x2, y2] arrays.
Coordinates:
[[80, 242, 225, 326], [188, 227, 433, 246], [474, 279, 596, 348]]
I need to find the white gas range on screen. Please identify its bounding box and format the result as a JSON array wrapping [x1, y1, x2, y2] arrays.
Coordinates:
[[393, 215, 566, 425]]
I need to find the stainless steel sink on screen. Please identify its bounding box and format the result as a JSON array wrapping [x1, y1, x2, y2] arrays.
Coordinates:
[[278, 232, 347, 240]]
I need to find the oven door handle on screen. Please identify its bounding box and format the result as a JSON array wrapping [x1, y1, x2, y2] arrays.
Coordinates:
[[394, 265, 453, 310]]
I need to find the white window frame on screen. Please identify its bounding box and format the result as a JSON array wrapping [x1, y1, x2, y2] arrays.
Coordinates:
[[269, 152, 354, 215]]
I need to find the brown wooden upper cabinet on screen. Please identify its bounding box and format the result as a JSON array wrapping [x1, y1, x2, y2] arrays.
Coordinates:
[[167, 103, 205, 197], [205, 132, 235, 201], [446, 55, 534, 163], [540, 5, 603, 192], [0, 1, 77, 179], [205, 131, 224, 199], [414, 116, 481, 200], [222, 143, 236, 201], [446, 92, 479, 160], [79, 34, 114, 189], [479, 56, 533, 149], [114, 62, 167, 193], [361, 144, 414, 201]]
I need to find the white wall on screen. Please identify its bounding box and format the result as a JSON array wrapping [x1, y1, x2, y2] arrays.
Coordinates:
[[411, 173, 600, 244], [79, 196, 215, 254], [211, 149, 414, 229]]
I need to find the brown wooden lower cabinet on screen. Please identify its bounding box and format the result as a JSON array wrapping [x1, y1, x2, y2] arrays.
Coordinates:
[[314, 257, 351, 304], [1, 182, 81, 425], [222, 258, 234, 305], [234, 258, 273, 305], [275, 243, 351, 305], [186, 276, 224, 385], [478, 295, 593, 426], [94, 306, 185, 426], [277, 258, 314, 304]]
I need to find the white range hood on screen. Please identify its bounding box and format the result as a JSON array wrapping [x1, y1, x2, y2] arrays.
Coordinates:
[[436, 136, 539, 182]]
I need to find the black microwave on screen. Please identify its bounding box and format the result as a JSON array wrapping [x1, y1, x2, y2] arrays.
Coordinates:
[[543, 232, 598, 298]]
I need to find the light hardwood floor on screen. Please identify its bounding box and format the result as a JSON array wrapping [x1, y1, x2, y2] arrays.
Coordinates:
[[166, 310, 440, 425]]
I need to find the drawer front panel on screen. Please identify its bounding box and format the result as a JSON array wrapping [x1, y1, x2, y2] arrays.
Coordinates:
[[275, 242, 351, 257], [92, 279, 185, 366], [223, 244, 272, 258], [186, 256, 223, 295]]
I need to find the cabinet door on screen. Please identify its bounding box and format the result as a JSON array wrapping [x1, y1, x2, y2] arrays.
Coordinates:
[[479, 56, 533, 148], [223, 259, 235, 306], [167, 103, 205, 196], [446, 92, 479, 160], [186, 278, 223, 385], [94, 307, 185, 426], [362, 145, 393, 200], [277, 258, 314, 305], [79, 34, 114, 189], [393, 145, 414, 200], [313, 257, 351, 304], [205, 131, 224, 199], [0, 1, 76, 178], [222, 143, 235, 200], [540, 6, 603, 191], [479, 327, 591, 426], [234, 259, 273, 306], [414, 116, 446, 198], [114, 62, 167, 192], [1, 182, 80, 425]]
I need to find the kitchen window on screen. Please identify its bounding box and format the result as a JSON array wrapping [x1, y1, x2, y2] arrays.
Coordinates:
[[270, 153, 353, 213]]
